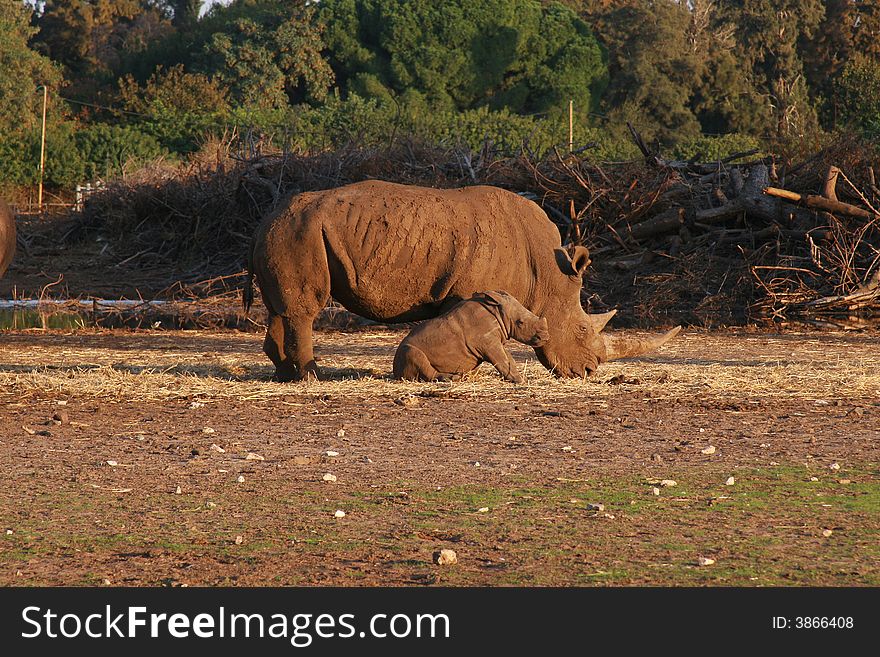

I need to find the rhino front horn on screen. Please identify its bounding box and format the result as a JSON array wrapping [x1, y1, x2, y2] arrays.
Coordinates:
[[602, 326, 681, 362]]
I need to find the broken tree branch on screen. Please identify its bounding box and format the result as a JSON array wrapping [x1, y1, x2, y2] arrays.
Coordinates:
[[763, 186, 877, 220]]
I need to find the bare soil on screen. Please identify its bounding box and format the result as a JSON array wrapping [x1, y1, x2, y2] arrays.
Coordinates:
[[0, 327, 878, 586]]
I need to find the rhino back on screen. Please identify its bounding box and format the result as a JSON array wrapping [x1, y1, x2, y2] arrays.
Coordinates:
[[0, 200, 15, 277], [307, 181, 560, 322]]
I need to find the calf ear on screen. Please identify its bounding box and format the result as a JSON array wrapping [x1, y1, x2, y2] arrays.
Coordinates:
[[555, 246, 592, 278], [479, 290, 507, 308]]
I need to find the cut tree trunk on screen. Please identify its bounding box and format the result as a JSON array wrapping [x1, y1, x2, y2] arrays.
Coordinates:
[[763, 186, 878, 220]]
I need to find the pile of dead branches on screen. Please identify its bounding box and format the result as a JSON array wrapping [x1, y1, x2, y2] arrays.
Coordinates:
[[71, 130, 880, 327]]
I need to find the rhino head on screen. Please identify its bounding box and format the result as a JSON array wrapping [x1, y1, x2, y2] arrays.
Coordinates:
[[533, 246, 681, 377]]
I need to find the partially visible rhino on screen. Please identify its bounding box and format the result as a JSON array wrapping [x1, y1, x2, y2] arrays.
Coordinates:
[[0, 199, 14, 278], [393, 290, 549, 383], [245, 180, 680, 381]]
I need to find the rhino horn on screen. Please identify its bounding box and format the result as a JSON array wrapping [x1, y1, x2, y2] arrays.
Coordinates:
[[588, 309, 617, 333], [602, 326, 681, 362]]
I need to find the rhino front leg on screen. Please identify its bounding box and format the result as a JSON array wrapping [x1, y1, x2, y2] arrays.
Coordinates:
[[482, 343, 525, 384]]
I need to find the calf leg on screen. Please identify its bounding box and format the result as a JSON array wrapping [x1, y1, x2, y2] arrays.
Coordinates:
[[394, 344, 445, 381], [482, 342, 525, 384]]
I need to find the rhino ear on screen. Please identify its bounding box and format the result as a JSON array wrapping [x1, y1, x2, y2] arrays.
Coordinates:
[[479, 290, 507, 308], [555, 246, 592, 278]]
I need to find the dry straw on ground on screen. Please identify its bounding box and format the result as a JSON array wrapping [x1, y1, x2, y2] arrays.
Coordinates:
[[1, 329, 878, 404]]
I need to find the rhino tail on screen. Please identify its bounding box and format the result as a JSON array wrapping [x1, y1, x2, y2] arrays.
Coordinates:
[[602, 326, 681, 362]]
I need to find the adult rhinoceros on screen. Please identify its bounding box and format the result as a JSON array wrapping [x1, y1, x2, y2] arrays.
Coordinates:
[[244, 180, 679, 381], [0, 199, 15, 278]]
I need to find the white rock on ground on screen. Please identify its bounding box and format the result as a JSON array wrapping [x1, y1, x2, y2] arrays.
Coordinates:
[[433, 549, 457, 566]]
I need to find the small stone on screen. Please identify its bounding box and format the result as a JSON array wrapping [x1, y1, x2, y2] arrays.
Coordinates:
[[697, 557, 715, 566], [701, 445, 716, 455], [725, 476, 735, 486], [5, 529, 12, 535], [22, 426, 35, 435], [336, 429, 345, 438], [433, 549, 457, 566], [322, 473, 337, 482], [569, 499, 580, 504], [106, 460, 118, 467], [603, 513, 615, 519], [234, 535, 243, 545], [205, 501, 216, 509], [699, 428, 705, 433], [394, 396, 420, 408], [189, 401, 204, 409], [586, 503, 605, 511], [562, 446, 573, 452], [325, 450, 339, 457], [237, 475, 245, 483], [660, 479, 677, 487], [838, 479, 851, 484], [245, 452, 265, 461], [102, 578, 112, 586], [829, 463, 840, 471], [652, 487, 661, 496], [334, 510, 346, 518], [52, 410, 69, 424], [361, 456, 373, 464], [56, 400, 68, 406], [810, 477, 819, 482], [174, 486, 182, 495], [477, 507, 489, 513], [822, 529, 833, 537], [210, 444, 225, 453], [202, 427, 215, 434], [650, 453, 663, 462]]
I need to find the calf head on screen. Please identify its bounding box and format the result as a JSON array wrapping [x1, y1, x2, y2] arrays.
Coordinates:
[[478, 290, 549, 346]]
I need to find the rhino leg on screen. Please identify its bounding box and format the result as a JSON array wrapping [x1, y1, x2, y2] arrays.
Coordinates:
[[483, 343, 525, 384], [263, 312, 320, 381], [394, 344, 443, 381]]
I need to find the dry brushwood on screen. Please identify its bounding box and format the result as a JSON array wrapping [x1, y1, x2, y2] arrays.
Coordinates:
[[67, 130, 880, 327]]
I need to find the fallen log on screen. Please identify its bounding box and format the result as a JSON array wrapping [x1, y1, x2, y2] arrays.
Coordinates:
[[627, 206, 684, 240], [763, 186, 877, 220]]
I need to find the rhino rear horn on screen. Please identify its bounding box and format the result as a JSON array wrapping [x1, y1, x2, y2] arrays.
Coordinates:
[[588, 309, 617, 333], [602, 326, 681, 362]]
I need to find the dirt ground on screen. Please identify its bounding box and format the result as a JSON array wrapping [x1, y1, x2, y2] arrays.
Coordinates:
[[0, 326, 878, 586]]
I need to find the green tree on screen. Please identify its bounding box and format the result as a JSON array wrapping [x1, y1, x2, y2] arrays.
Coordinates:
[[0, 2, 60, 134], [119, 63, 231, 150], [589, 0, 702, 145], [718, 0, 825, 141], [320, 0, 606, 115], [195, 0, 334, 108], [837, 53, 880, 136]]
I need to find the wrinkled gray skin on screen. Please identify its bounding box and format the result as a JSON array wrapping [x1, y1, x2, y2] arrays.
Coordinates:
[[245, 180, 680, 381], [0, 199, 15, 278], [393, 291, 550, 383]]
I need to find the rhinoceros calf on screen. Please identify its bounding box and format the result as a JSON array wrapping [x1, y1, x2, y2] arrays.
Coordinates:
[[0, 199, 15, 278], [393, 290, 550, 383], [245, 180, 680, 381]]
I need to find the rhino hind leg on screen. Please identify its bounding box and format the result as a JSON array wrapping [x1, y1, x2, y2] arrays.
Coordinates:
[[394, 344, 442, 381], [262, 312, 318, 381]]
